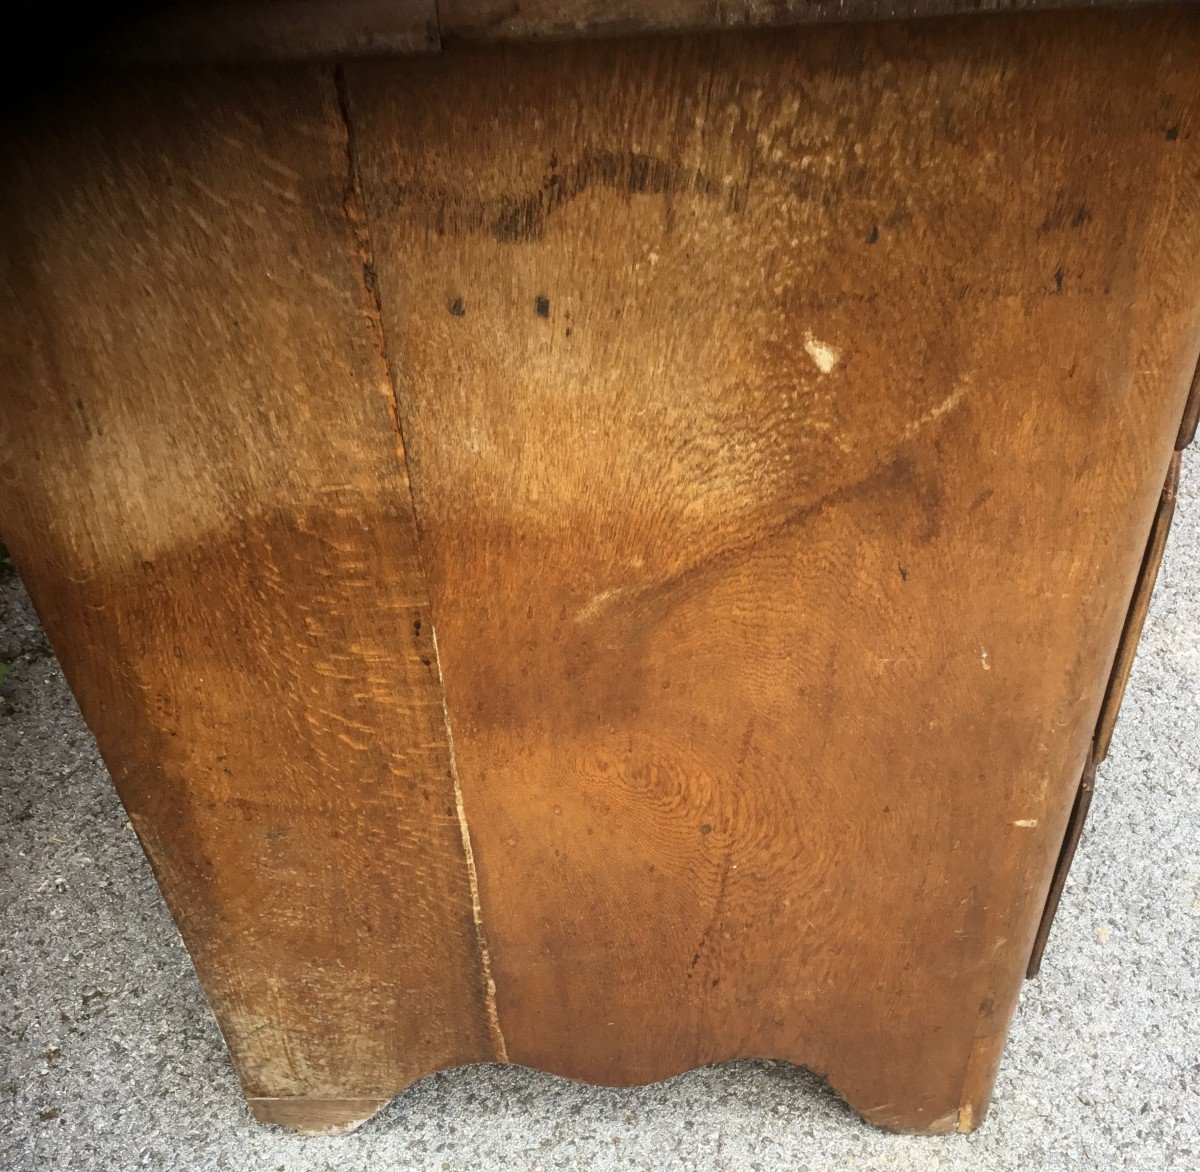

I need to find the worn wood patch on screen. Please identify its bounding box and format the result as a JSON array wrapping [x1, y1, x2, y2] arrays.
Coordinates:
[[0, 67, 498, 1106]]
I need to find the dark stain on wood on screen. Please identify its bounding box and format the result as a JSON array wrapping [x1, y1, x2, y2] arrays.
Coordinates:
[[391, 149, 751, 242]]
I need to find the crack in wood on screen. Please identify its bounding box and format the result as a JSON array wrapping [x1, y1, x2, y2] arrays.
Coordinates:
[[331, 63, 508, 1062]]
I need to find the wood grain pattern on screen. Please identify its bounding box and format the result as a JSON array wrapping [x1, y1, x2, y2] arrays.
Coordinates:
[[3, 6, 1198, 1138], [0, 67, 498, 1123], [349, 8, 1200, 1132]]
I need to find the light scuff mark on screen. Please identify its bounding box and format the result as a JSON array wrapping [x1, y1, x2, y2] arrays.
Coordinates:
[[803, 331, 841, 374]]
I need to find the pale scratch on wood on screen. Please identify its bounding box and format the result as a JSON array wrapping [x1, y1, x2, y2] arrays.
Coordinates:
[[903, 385, 966, 439], [802, 330, 840, 374], [575, 586, 625, 621]]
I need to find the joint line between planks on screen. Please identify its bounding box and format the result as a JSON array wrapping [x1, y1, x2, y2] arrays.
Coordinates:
[[331, 63, 509, 1063]]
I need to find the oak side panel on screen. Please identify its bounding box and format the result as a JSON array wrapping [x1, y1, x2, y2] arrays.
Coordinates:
[[350, 9, 1200, 1132], [0, 68, 497, 1121]]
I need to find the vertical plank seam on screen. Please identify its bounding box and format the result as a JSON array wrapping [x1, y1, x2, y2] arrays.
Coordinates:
[[331, 63, 508, 1063]]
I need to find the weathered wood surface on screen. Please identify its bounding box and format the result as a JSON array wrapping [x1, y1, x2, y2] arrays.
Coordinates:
[[0, 68, 500, 1131], [2, 5, 1199, 1136]]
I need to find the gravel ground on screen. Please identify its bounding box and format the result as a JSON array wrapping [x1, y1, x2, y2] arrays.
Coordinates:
[[2, 450, 1197, 1172]]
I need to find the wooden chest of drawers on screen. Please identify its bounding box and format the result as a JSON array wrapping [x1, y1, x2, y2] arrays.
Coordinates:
[[2, 0, 1197, 1134]]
